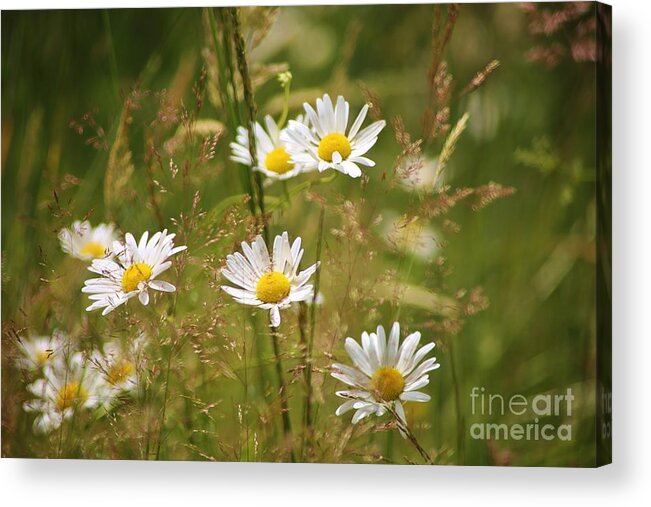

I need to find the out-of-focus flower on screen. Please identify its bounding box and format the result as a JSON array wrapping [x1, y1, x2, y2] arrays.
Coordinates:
[[381, 213, 439, 260], [58, 221, 118, 261], [23, 352, 108, 434], [91, 335, 146, 400], [14, 332, 65, 372]]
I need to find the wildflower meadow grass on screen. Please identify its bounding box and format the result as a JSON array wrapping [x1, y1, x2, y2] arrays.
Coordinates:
[[1, 4, 603, 466]]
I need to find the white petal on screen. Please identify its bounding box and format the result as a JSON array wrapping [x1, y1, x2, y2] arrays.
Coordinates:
[[335, 400, 356, 416], [269, 306, 281, 327], [404, 375, 430, 392], [400, 391, 431, 402], [351, 407, 374, 424], [334, 95, 349, 133], [375, 325, 387, 366], [387, 322, 400, 366], [396, 331, 422, 373], [361, 332, 379, 371], [403, 342, 436, 376], [149, 280, 176, 292], [348, 104, 369, 140], [344, 338, 374, 377], [341, 161, 361, 178], [405, 358, 440, 385]]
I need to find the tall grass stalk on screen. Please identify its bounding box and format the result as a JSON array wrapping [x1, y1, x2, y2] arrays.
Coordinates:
[[206, 7, 256, 216], [229, 7, 267, 241]]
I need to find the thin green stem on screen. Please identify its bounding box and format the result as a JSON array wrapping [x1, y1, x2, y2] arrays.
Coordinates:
[[270, 326, 295, 462], [305, 206, 325, 444], [387, 404, 433, 465], [297, 301, 309, 460], [242, 313, 250, 462], [155, 339, 174, 460], [282, 181, 291, 208], [277, 73, 292, 129]]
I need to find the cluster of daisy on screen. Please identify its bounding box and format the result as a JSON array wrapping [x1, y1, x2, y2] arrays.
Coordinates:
[[230, 93, 386, 180], [22, 90, 439, 441], [16, 331, 145, 434], [17, 221, 186, 434], [219, 231, 439, 430], [225, 92, 440, 433]]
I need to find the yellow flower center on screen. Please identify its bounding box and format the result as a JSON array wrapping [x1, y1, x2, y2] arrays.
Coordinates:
[[36, 349, 51, 366], [107, 360, 135, 385], [56, 382, 88, 412], [255, 271, 291, 303], [121, 263, 152, 293], [370, 367, 405, 402], [80, 241, 106, 258], [264, 147, 294, 174], [317, 133, 351, 162]]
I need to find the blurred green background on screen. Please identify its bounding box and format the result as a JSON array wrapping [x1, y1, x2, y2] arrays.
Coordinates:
[[2, 4, 599, 466]]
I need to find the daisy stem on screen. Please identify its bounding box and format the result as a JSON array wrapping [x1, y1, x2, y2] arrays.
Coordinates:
[[282, 181, 291, 208], [155, 338, 174, 460], [277, 75, 292, 129], [297, 301, 309, 459], [270, 325, 295, 461], [388, 405, 433, 465], [242, 316, 251, 462], [304, 205, 325, 449]]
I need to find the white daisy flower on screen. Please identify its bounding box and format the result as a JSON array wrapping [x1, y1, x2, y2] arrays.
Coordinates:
[[82, 229, 187, 315], [221, 231, 319, 327], [331, 322, 439, 433], [230, 115, 306, 180], [14, 332, 65, 372], [91, 334, 146, 398], [23, 351, 108, 434], [58, 220, 118, 261], [281, 94, 386, 178]]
